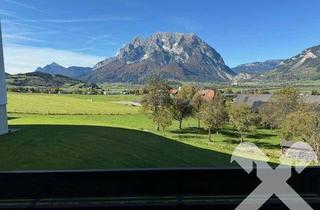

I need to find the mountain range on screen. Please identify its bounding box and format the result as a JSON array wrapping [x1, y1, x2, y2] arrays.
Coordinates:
[[6, 72, 97, 89], [262, 45, 320, 81], [28, 32, 320, 84], [36, 62, 92, 79], [82, 32, 236, 83], [232, 59, 283, 74]]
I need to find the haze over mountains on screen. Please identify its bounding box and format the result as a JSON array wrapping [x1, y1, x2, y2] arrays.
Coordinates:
[[27, 32, 320, 84]]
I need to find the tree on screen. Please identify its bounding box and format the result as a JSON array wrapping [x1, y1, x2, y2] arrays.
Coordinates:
[[224, 87, 234, 94], [170, 97, 193, 130], [259, 102, 280, 129], [200, 95, 228, 141], [273, 87, 303, 115], [260, 87, 303, 129], [141, 78, 172, 131], [178, 85, 197, 100], [311, 89, 320, 95], [230, 104, 259, 142], [155, 107, 173, 135], [191, 92, 205, 128], [281, 109, 320, 159]]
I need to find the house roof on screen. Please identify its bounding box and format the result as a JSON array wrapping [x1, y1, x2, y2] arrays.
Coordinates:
[[280, 139, 295, 148], [233, 94, 272, 111], [197, 89, 217, 102], [305, 95, 320, 105], [233, 94, 320, 111], [281, 139, 314, 152], [169, 89, 178, 95]]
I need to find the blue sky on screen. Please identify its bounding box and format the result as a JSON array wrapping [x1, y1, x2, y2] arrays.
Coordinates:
[[1, 0, 320, 74]]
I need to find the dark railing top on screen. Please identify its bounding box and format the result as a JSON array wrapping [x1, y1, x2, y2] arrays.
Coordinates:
[[0, 167, 319, 209]]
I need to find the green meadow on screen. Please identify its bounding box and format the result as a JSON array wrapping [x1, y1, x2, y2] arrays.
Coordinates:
[[0, 93, 281, 170]]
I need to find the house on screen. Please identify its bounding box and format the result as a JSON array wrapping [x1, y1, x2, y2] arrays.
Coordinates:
[[233, 94, 320, 112], [232, 94, 272, 111], [280, 139, 317, 162], [0, 21, 8, 135], [169, 88, 178, 96], [280, 139, 296, 155], [197, 89, 217, 102], [305, 95, 320, 111]]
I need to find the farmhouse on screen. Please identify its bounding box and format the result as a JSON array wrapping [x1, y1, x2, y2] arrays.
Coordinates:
[[233, 94, 272, 111], [233, 94, 320, 111], [169, 88, 178, 96], [0, 22, 8, 135], [305, 95, 320, 111], [197, 89, 217, 102], [280, 139, 317, 162]]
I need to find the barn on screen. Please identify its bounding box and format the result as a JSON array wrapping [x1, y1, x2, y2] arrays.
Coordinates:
[[0, 21, 8, 135]]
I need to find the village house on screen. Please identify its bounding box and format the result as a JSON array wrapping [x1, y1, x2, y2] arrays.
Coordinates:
[[233, 94, 320, 112], [169, 88, 217, 102], [280, 139, 317, 162], [197, 89, 217, 102], [232, 94, 272, 111]]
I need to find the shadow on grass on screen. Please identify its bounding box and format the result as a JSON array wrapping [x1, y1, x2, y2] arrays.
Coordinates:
[[174, 134, 207, 140], [171, 127, 208, 135], [8, 116, 19, 120], [219, 128, 277, 139], [219, 129, 239, 138], [222, 139, 241, 145], [222, 136, 280, 150], [252, 142, 280, 150], [247, 132, 277, 139], [0, 124, 238, 171]]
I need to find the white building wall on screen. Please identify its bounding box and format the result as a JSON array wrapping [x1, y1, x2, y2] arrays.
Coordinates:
[[0, 21, 8, 135]]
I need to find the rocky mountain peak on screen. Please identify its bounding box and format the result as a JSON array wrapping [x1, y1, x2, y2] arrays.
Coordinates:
[[49, 62, 63, 67], [86, 32, 235, 83], [115, 32, 226, 67], [303, 45, 320, 56]]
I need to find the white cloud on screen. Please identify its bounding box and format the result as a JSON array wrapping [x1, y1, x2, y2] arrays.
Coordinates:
[[3, 44, 105, 74], [3, 33, 47, 43], [4, 0, 41, 12], [0, 9, 18, 18], [3, 17, 142, 24]]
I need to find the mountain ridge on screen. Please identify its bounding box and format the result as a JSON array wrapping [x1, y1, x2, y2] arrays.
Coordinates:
[[262, 45, 320, 80], [83, 32, 236, 83], [7, 71, 97, 89], [36, 62, 92, 79], [232, 59, 283, 74]]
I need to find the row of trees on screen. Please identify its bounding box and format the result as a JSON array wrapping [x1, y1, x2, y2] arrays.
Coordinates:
[[141, 79, 259, 142], [141, 79, 320, 158], [260, 87, 320, 157]]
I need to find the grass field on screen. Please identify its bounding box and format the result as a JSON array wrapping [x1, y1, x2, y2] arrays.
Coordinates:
[[8, 93, 142, 115], [0, 92, 282, 170]]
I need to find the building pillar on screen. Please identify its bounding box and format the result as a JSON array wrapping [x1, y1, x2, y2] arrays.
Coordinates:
[[0, 20, 8, 135]]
